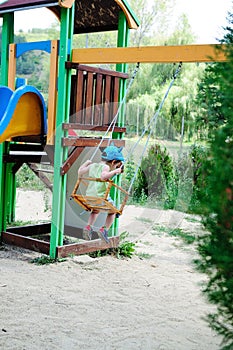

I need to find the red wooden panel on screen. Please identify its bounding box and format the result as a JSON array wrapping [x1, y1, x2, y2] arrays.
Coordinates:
[[94, 73, 103, 125], [75, 70, 85, 123], [66, 62, 129, 79], [57, 236, 120, 258], [2, 231, 50, 255], [103, 75, 111, 125], [70, 75, 77, 119], [85, 72, 94, 124], [112, 77, 119, 122], [69, 64, 128, 128]]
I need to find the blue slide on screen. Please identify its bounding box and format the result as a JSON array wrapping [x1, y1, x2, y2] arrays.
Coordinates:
[[0, 85, 47, 143]]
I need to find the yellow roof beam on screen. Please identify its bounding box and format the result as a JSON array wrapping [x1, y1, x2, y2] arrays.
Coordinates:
[[115, 0, 139, 29], [71, 44, 227, 64], [58, 0, 75, 8]]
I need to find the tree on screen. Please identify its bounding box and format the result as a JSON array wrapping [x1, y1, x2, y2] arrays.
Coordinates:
[[195, 62, 228, 137], [194, 12, 233, 349], [129, 0, 176, 46]]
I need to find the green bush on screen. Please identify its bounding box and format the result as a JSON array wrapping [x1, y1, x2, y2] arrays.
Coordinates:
[[89, 231, 136, 259], [193, 17, 233, 348], [132, 144, 178, 209], [194, 122, 233, 349], [187, 144, 209, 213]]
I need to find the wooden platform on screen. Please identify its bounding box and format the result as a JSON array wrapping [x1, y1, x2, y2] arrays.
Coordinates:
[[1, 223, 119, 259]]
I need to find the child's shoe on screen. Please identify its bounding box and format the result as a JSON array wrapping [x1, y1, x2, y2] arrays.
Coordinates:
[[97, 226, 110, 244], [83, 225, 93, 240]]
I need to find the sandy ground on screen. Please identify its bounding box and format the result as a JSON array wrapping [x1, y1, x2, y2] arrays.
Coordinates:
[[0, 190, 221, 350]]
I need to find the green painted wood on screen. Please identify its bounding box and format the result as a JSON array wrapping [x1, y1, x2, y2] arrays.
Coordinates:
[[5, 164, 13, 223], [0, 13, 14, 233], [50, 5, 75, 258], [110, 11, 129, 238]]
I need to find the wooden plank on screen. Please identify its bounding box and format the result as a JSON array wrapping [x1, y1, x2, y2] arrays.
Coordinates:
[[47, 40, 58, 145], [63, 123, 126, 133], [8, 43, 16, 90], [58, 0, 75, 8], [11, 135, 47, 143], [60, 146, 84, 175], [94, 73, 103, 125], [6, 223, 51, 236], [3, 154, 50, 163], [66, 62, 129, 78], [85, 72, 94, 124], [9, 144, 44, 152], [69, 75, 76, 118], [103, 75, 112, 125], [56, 236, 120, 258], [75, 70, 85, 123], [112, 77, 120, 119], [62, 137, 125, 148], [28, 163, 53, 191], [71, 44, 227, 64], [2, 231, 50, 255]]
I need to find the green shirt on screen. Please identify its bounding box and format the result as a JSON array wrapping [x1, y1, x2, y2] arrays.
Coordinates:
[[86, 163, 108, 197]]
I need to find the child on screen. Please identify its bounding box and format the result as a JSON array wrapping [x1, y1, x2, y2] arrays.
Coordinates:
[[78, 144, 124, 243]]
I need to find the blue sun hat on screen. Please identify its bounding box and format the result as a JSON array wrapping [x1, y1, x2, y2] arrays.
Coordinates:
[[101, 143, 124, 161]]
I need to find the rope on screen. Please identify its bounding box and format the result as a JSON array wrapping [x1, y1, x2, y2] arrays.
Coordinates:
[[127, 62, 182, 194], [90, 63, 140, 161]]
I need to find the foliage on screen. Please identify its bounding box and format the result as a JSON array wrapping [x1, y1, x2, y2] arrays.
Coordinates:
[[194, 13, 233, 349], [123, 157, 136, 186], [133, 143, 178, 209], [89, 231, 136, 259], [195, 63, 228, 137], [169, 228, 195, 245], [187, 144, 209, 213], [31, 255, 66, 265], [16, 164, 45, 190]]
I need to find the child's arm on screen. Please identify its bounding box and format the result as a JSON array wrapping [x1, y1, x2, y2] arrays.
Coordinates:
[[100, 164, 123, 181], [78, 160, 92, 177]]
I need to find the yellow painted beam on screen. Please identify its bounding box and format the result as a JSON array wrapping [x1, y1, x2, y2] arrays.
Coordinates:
[[58, 0, 75, 8], [72, 44, 227, 64], [47, 40, 59, 145], [8, 43, 16, 90]]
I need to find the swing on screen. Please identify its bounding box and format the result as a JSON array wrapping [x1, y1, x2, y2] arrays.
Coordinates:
[[71, 177, 129, 215], [71, 62, 182, 215]]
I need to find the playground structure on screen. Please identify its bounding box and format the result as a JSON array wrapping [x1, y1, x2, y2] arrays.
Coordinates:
[[0, 1, 227, 259]]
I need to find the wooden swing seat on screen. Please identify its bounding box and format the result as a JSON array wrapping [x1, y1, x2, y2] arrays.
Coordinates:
[[71, 177, 129, 215]]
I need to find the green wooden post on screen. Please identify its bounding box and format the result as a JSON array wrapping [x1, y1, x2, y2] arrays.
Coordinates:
[[49, 5, 74, 258], [0, 13, 14, 232], [4, 164, 14, 223], [110, 12, 129, 237]]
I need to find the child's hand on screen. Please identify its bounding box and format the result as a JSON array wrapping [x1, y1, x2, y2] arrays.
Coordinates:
[[115, 167, 122, 175], [114, 162, 124, 174], [84, 160, 92, 166]]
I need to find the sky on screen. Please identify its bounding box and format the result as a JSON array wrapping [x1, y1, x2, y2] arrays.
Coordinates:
[[4, 0, 233, 44], [175, 0, 232, 43]]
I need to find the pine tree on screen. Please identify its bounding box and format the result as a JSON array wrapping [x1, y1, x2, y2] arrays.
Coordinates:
[[195, 13, 233, 349]]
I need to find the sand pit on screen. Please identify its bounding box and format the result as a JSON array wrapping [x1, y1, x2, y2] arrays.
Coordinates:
[[0, 190, 221, 349]]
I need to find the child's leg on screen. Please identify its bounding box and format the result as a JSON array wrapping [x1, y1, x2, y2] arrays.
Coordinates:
[[105, 213, 115, 230], [83, 211, 99, 240], [87, 211, 99, 226], [97, 213, 115, 243]]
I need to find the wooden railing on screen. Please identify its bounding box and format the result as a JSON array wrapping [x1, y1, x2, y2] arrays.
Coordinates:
[[66, 62, 128, 128]]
